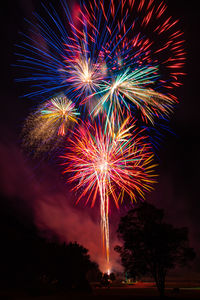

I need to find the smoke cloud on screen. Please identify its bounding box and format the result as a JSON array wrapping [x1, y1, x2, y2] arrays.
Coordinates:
[[0, 140, 122, 272]]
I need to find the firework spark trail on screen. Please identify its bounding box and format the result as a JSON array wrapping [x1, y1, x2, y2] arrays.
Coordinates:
[[98, 166, 110, 265], [15, 0, 185, 117], [22, 95, 79, 154], [62, 117, 157, 268], [40, 95, 79, 136], [16, 0, 185, 271], [83, 65, 173, 124]]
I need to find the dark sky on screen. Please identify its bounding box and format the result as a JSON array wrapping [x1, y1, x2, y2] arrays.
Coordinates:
[[0, 0, 200, 275]]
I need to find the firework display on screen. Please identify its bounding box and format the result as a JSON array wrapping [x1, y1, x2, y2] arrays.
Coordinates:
[[15, 0, 184, 114], [62, 117, 156, 264], [86, 66, 173, 124], [16, 0, 185, 272], [22, 95, 79, 154]]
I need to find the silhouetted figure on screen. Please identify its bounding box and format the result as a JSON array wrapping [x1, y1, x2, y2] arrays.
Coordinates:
[[109, 272, 116, 282], [101, 273, 110, 288]]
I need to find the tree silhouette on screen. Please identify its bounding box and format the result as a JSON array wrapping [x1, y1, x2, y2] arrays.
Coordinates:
[[39, 241, 97, 290], [115, 202, 196, 298], [0, 194, 99, 293]]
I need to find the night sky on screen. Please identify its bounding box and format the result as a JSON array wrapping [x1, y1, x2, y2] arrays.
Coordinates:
[[0, 0, 200, 276]]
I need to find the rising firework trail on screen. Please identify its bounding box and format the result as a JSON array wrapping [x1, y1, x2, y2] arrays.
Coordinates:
[[61, 117, 157, 269]]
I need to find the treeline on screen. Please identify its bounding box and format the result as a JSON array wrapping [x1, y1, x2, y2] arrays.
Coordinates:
[[0, 194, 99, 292]]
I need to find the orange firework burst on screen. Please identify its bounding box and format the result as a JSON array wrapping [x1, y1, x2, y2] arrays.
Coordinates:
[[61, 117, 157, 269]]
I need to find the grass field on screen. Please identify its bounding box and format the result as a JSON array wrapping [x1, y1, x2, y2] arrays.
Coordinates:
[[1, 284, 200, 300]]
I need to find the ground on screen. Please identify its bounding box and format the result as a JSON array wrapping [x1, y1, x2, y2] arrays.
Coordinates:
[[1, 285, 200, 300]]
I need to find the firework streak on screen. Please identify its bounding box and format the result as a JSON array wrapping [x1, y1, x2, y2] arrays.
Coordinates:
[[22, 95, 79, 155], [15, 0, 185, 117], [16, 0, 185, 272], [61, 117, 157, 266]]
